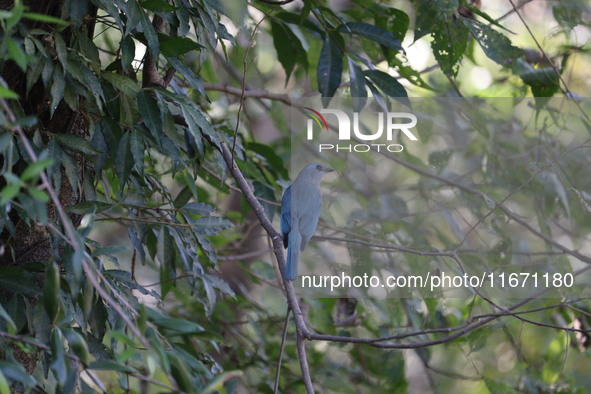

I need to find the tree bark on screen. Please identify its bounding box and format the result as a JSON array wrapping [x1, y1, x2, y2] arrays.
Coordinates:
[[0, 0, 95, 266]]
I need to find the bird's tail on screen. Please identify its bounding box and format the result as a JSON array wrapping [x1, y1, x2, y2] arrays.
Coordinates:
[[284, 231, 301, 281]]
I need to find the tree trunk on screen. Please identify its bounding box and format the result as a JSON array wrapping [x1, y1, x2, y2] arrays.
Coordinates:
[[0, 0, 95, 266]]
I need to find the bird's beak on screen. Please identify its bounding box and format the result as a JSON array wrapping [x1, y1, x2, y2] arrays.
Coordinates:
[[325, 167, 335, 173]]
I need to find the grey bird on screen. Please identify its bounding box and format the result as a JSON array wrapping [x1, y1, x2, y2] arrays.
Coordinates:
[[280, 163, 334, 280]]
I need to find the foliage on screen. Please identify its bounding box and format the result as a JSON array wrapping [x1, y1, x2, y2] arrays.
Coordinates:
[[0, 0, 590, 393]]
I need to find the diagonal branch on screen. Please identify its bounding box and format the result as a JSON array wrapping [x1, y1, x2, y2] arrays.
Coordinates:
[[217, 142, 314, 392]]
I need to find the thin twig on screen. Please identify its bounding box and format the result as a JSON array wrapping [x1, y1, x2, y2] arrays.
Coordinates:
[[231, 14, 268, 168], [274, 307, 291, 394]]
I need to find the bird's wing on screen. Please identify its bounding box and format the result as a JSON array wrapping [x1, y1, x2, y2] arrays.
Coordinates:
[[296, 191, 321, 250], [280, 185, 291, 249]]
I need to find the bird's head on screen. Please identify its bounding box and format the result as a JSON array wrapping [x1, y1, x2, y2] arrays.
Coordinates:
[[298, 162, 334, 183]]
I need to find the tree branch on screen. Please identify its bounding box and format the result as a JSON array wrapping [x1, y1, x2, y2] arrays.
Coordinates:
[[217, 142, 314, 390], [203, 83, 292, 105], [142, 15, 169, 88], [296, 329, 315, 393]]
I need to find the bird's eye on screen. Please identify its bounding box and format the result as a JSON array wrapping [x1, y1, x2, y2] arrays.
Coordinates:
[[316, 164, 322, 171]]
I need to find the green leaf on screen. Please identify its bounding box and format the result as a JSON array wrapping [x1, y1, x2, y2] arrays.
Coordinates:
[[432, 17, 469, 77], [137, 90, 163, 137], [195, 232, 217, 266], [0, 304, 17, 333], [463, 19, 523, 67], [347, 57, 367, 112], [54, 32, 68, 70], [22, 12, 68, 25], [0, 266, 40, 296], [61, 152, 80, 200], [552, 2, 585, 30], [149, 315, 205, 335], [460, 1, 513, 32], [21, 158, 53, 181], [157, 227, 175, 272], [169, 353, 196, 394], [428, 148, 453, 171], [50, 328, 67, 385], [102, 73, 140, 96], [115, 132, 133, 187], [141, 0, 179, 12], [274, 11, 324, 35], [55, 134, 99, 156], [387, 52, 431, 89], [0, 361, 37, 387], [181, 101, 219, 147], [414, 0, 457, 41], [11, 116, 37, 128], [50, 65, 65, 116], [75, 30, 100, 65], [6, 38, 27, 71], [520, 68, 560, 97], [373, 5, 409, 42], [66, 55, 105, 108], [105, 270, 159, 298], [413, 0, 468, 77], [364, 70, 408, 106], [43, 262, 61, 323], [246, 141, 288, 179], [174, 186, 193, 208], [202, 371, 243, 394], [120, 35, 135, 70], [0, 184, 20, 204], [338, 22, 402, 50], [63, 329, 90, 365], [183, 202, 215, 215], [0, 86, 18, 99], [27, 186, 49, 202], [139, 6, 159, 60], [130, 128, 144, 176], [0, 370, 9, 393], [167, 57, 206, 96], [192, 216, 233, 235], [160, 36, 203, 58], [271, 20, 308, 83], [0, 133, 12, 153], [317, 37, 343, 107], [89, 360, 138, 373], [128, 228, 146, 264]]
